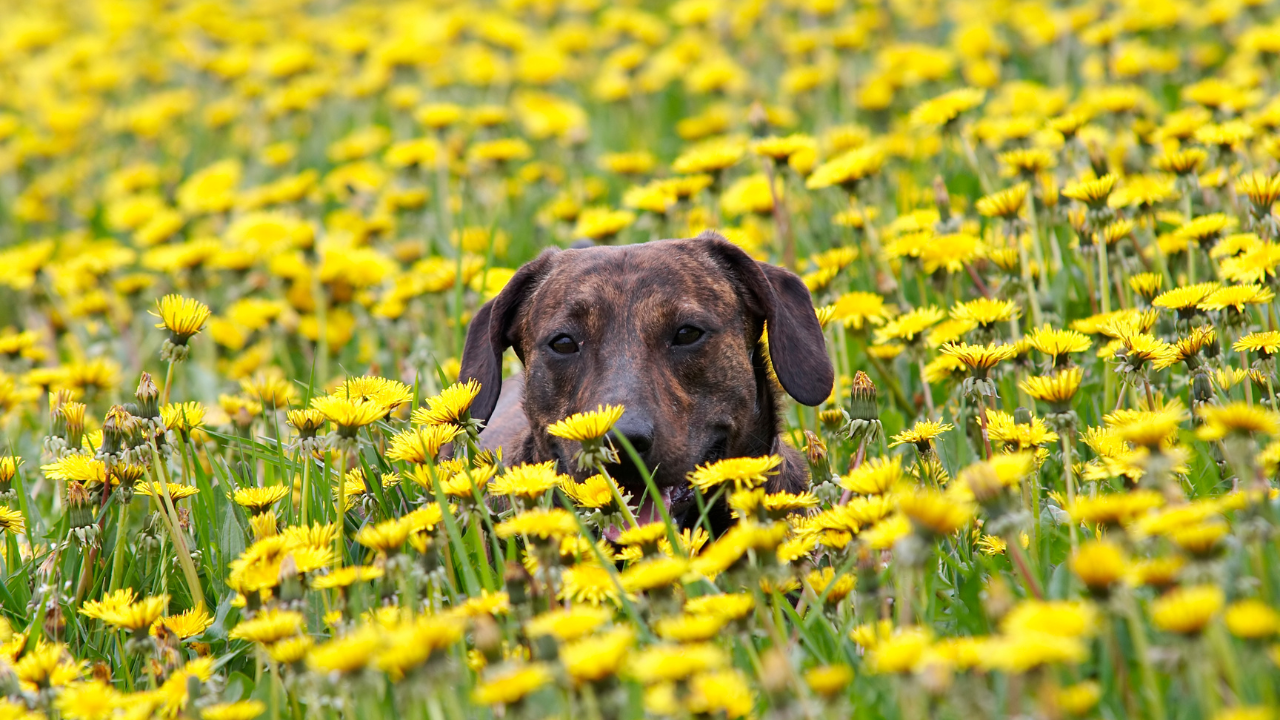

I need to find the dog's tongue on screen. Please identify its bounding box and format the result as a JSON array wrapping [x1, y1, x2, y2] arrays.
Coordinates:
[[603, 486, 674, 543]]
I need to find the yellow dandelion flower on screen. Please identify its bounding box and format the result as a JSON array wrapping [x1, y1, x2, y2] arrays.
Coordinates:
[[840, 455, 904, 495], [889, 420, 954, 451], [152, 294, 211, 344], [1197, 402, 1280, 441], [687, 455, 781, 492], [1224, 599, 1280, 640], [387, 424, 462, 464], [976, 183, 1029, 219], [898, 490, 973, 536], [411, 379, 481, 426], [1151, 585, 1224, 635], [875, 306, 945, 344], [231, 485, 289, 515], [309, 394, 384, 430], [547, 405, 625, 442], [489, 461, 563, 498], [495, 508, 579, 540], [562, 626, 634, 684], [201, 700, 266, 720]]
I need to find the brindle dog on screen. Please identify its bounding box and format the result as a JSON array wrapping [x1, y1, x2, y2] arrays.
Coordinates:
[[458, 231, 834, 531]]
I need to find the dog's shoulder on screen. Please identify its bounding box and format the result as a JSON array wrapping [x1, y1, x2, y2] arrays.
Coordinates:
[[478, 374, 535, 464]]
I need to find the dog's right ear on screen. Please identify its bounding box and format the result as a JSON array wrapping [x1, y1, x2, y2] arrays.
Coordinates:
[[459, 250, 557, 424]]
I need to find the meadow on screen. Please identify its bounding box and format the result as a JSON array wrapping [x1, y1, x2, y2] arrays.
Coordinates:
[[1, 0, 1280, 718]]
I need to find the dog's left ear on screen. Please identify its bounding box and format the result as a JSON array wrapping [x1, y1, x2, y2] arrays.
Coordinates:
[[701, 231, 834, 407]]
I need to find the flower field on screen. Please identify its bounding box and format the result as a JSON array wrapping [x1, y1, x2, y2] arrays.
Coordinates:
[[4, 0, 1280, 718]]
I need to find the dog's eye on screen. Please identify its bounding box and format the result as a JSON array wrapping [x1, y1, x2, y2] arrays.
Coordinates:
[[548, 334, 579, 355], [672, 326, 705, 347]]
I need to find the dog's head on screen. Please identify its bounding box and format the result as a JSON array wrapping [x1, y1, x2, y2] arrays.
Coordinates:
[[459, 232, 834, 509]]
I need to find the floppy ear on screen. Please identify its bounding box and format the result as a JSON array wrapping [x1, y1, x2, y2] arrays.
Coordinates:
[[700, 231, 834, 407], [458, 250, 557, 424]]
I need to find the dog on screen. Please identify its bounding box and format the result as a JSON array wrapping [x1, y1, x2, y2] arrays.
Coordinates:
[[458, 230, 834, 532]]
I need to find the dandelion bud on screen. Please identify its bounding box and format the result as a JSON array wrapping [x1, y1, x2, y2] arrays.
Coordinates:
[[803, 431, 827, 466], [1192, 372, 1214, 405], [136, 372, 160, 420], [0, 457, 19, 498], [100, 405, 134, 458], [63, 401, 86, 451], [1013, 406, 1032, 425], [67, 481, 94, 530], [849, 371, 879, 422]]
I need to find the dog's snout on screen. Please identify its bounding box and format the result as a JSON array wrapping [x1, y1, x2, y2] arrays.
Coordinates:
[[609, 412, 655, 457]]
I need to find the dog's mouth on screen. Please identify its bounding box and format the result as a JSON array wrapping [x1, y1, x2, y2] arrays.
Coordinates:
[[597, 430, 728, 542], [602, 483, 697, 543]]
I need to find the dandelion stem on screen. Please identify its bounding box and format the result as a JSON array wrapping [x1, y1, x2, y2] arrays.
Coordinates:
[[918, 357, 936, 418], [147, 443, 205, 610], [1062, 427, 1078, 553], [595, 463, 639, 530], [1120, 591, 1166, 720], [161, 360, 175, 406], [1005, 538, 1043, 600], [107, 499, 131, 593], [976, 394, 994, 461], [335, 450, 348, 566]]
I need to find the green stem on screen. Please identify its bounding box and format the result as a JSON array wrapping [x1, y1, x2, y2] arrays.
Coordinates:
[[595, 463, 639, 530], [1120, 592, 1166, 720], [108, 500, 131, 593], [301, 456, 311, 527], [148, 443, 205, 610], [335, 450, 348, 566], [161, 360, 175, 406]]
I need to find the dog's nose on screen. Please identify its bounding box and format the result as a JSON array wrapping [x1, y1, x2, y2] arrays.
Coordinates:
[[609, 412, 654, 457]]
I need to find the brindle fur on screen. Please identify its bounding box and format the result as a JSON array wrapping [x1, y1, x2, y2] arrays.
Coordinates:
[[458, 231, 834, 528]]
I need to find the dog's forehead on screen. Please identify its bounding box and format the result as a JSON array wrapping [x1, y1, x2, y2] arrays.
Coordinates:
[[532, 240, 738, 307]]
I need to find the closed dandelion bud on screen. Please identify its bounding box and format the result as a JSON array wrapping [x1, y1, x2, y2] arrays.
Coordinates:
[[850, 371, 879, 421], [1204, 332, 1221, 359], [0, 457, 19, 496], [1193, 372, 1214, 405], [49, 391, 71, 440], [100, 406, 133, 458], [1013, 406, 1032, 426], [803, 430, 827, 466], [136, 372, 160, 420], [62, 401, 85, 451], [67, 481, 95, 530], [847, 371, 882, 444]]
